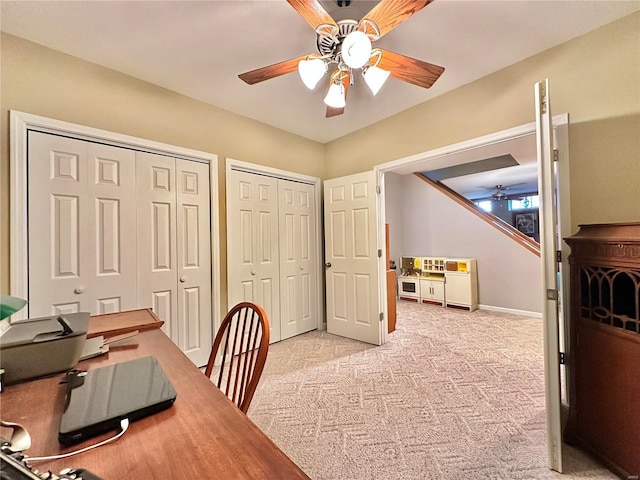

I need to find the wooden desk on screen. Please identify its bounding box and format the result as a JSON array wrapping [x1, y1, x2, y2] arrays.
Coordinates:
[[1, 328, 310, 479]]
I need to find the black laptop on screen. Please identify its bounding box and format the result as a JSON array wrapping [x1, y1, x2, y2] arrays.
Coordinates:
[[58, 356, 177, 445]]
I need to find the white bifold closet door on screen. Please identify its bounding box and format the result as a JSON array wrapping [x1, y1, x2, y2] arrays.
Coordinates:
[[278, 179, 317, 339], [136, 152, 212, 365], [227, 169, 317, 342], [27, 132, 212, 366], [227, 171, 281, 341], [28, 133, 138, 315]]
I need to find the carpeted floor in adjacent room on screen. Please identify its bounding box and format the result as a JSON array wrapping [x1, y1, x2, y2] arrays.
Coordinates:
[[249, 301, 616, 480]]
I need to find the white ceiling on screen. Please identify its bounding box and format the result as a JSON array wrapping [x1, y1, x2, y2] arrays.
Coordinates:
[[2, 0, 638, 196]]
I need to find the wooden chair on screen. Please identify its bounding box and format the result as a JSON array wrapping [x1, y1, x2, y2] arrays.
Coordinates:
[[204, 302, 270, 413]]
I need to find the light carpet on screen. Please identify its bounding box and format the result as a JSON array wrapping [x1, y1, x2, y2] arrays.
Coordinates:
[[249, 301, 616, 480]]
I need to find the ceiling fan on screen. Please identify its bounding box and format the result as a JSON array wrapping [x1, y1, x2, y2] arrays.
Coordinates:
[[238, 0, 445, 117], [491, 185, 509, 200]]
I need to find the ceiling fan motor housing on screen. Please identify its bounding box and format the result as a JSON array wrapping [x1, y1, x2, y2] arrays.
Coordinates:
[[316, 19, 360, 60]]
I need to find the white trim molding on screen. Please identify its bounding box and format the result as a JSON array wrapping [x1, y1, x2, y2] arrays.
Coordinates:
[[9, 110, 221, 334], [478, 304, 543, 319], [376, 113, 569, 175]]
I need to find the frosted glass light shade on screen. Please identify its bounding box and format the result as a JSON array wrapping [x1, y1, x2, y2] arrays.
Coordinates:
[[363, 66, 390, 95], [323, 82, 346, 108], [342, 31, 372, 69], [298, 58, 327, 90]]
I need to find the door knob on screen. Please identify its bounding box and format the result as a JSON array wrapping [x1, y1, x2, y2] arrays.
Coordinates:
[[179, 276, 186, 283], [251, 270, 256, 276], [325, 262, 331, 268], [300, 265, 304, 271], [74, 286, 85, 294]]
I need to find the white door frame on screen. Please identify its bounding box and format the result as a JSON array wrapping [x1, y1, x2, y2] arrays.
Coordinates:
[[374, 113, 570, 472], [374, 115, 570, 300], [535, 79, 563, 472], [9, 110, 221, 335], [376, 169, 388, 345], [225, 158, 324, 332]]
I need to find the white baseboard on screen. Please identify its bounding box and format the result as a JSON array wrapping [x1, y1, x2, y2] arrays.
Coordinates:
[[478, 304, 542, 318]]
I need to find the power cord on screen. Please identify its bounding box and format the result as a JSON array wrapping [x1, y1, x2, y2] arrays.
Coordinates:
[[25, 418, 129, 463]]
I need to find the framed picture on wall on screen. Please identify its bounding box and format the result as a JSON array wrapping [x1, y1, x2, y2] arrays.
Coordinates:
[[514, 212, 537, 235]]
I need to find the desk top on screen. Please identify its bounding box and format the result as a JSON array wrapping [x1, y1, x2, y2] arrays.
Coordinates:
[[1, 327, 310, 479]]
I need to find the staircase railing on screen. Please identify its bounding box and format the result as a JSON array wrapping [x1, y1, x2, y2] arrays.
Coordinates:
[[415, 173, 541, 257]]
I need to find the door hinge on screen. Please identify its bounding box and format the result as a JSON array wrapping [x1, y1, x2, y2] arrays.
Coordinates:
[[547, 289, 558, 301], [540, 82, 547, 114], [376, 185, 381, 194], [553, 149, 559, 162], [556, 250, 562, 263], [379, 312, 384, 322], [378, 249, 382, 258], [559, 352, 565, 365]]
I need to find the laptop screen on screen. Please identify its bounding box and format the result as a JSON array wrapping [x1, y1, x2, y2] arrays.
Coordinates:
[[59, 356, 177, 445]]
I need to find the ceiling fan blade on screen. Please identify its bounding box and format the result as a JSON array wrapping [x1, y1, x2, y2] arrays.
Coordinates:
[[378, 49, 444, 89], [325, 105, 343, 117], [362, 0, 432, 38], [287, 0, 337, 31], [238, 55, 307, 85], [326, 76, 350, 118]]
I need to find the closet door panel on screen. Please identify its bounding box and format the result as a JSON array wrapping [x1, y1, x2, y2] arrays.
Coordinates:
[[227, 170, 280, 342], [136, 152, 178, 340], [87, 142, 137, 314], [28, 133, 90, 316], [278, 179, 317, 340], [176, 159, 212, 366]]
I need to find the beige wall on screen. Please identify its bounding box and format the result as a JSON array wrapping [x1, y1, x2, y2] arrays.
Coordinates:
[[0, 33, 325, 303], [325, 12, 640, 231]]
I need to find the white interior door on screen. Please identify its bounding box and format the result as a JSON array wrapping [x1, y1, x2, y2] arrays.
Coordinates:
[[28, 131, 137, 316], [278, 179, 317, 340], [227, 169, 281, 341], [176, 159, 212, 366], [324, 171, 383, 345], [535, 78, 563, 472]]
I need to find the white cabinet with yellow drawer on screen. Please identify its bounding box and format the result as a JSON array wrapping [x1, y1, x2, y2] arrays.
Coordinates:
[[444, 258, 478, 311]]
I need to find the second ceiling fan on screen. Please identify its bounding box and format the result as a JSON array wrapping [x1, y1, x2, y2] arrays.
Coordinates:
[[238, 0, 445, 117]]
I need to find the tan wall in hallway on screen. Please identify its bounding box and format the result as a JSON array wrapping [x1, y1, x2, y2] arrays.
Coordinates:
[[0, 33, 325, 307], [325, 13, 640, 231]]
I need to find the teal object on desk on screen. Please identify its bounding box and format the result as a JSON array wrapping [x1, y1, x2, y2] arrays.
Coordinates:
[[0, 295, 27, 321]]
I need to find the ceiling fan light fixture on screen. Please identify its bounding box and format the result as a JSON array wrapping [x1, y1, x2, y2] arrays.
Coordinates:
[[298, 58, 327, 90], [323, 81, 346, 109], [341, 30, 372, 69], [363, 65, 390, 96]]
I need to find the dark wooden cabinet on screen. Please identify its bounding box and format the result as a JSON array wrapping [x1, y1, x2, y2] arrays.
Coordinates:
[[564, 223, 640, 479]]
